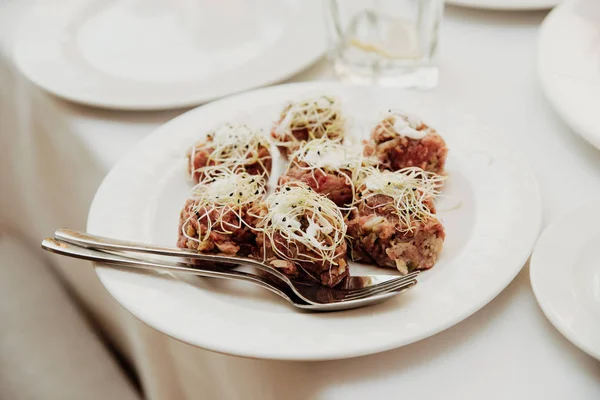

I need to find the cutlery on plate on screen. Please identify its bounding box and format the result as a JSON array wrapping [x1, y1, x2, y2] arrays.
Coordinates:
[[54, 228, 420, 298], [42, 238, 417, 312]]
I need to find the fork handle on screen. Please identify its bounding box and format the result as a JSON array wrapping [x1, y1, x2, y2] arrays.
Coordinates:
[[55, 228, 295, 285], [41, 238, 292, 301], [55, 228, 265, 266]]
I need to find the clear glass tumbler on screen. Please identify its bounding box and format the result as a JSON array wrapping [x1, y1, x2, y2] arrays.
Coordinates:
[[325, 0, 444, 89]]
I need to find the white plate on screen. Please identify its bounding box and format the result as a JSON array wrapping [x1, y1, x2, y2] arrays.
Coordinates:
[[530, 200, 600, 360], [538, 0, 600, 150], [447, 0, 560, 10], [13, 0, 325, 110], [87, 82, 542, 361]]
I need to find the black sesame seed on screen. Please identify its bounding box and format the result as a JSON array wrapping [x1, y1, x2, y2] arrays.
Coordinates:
[[230, 193, 233, 196], [239, 192, 243, 196], [318, 207, 322, 211], [254, 190, 259, 195], [387, 182, 391, 185], [283, 217, 286, 222], [286, 187, 291, 191]]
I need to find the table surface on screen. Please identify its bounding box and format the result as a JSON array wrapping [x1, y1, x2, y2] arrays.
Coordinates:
[[3, 1, 600, 399]]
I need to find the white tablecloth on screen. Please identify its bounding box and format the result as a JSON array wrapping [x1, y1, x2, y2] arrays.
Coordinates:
[[2, 2, 600, 399]]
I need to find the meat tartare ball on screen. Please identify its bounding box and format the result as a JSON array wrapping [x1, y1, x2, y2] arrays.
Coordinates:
[[252, 182, 349, 287], [178, 171, 266, 256], [363, 111, 447, 175], [277, 139, 361, 207], [188, 123, 272, 183], [271, 95, 345, 159], [346, 167, 446, 274]]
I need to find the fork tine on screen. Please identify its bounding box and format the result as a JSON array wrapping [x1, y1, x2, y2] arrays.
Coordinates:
[[346, 278, 415, 300], [341, 278, 418, 301], [340, 271, 420, 295]]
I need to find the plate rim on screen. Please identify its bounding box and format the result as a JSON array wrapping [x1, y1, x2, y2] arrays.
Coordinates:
[[538, 0, 600, 150], [530, 199, 600, 361], [87, 81, 543, 360], [446, 0, 560, 10], [12, 0, 326, 111]]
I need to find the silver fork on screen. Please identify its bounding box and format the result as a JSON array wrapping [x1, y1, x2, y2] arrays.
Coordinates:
[[42, 238, 416, 312], [54, 229, 420, 304]]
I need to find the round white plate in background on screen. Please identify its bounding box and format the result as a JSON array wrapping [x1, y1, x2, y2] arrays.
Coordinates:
[[539, 0, 600, 150], [530, 200, 600, 361], [87, 82, 542, 360], [13, 0, 326, 110], [447, 0, 560, 10]]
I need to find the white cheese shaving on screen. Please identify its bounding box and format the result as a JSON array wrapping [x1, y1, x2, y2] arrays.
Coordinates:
[[212, 123, 256, 147], [392, 117, 426, 140], [295, 138, 359, 171], [382, 110, 427, 140], [191, 171, 265, 206]]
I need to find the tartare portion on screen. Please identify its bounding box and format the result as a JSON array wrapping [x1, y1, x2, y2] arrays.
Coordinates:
[[177, 99, 452, 289], [346, 167, 445, 274], [271, 95, 345, 159], [188, 123, 272, 183], [277, 139, 361, 207], [252, 182, 349, 287], [364, 111, 447, 175], [178, 171, 266, 256]]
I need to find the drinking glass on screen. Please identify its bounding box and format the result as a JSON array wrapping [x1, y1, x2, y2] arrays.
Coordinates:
[[325, 0, 444, 89]]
